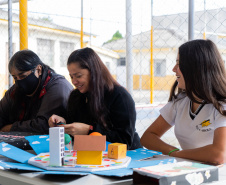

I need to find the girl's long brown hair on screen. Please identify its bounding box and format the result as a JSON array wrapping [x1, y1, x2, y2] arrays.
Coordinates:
[[169, 39, 226, 116], [67, 47, 120, 128]]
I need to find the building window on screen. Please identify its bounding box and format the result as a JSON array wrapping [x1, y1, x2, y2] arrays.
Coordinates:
[[154, 59, 166, 77], [105, 62, 110, 71], [37, 38, 54, 67], [118, 57, 126, 66], [60, 41, 75, 67]]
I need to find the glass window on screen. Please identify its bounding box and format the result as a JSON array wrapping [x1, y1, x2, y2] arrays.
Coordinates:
[[118, 57, 126, 66], [154, 59, 166, 77], [105, 62, 110, 71], [60, 41, 75, 67], [37, 38, 55, 67]]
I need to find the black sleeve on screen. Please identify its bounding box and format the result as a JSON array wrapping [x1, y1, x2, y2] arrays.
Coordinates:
[[93, 87, 138, 149], [10, 78, 73, 133], [0, 89, 13, 129]]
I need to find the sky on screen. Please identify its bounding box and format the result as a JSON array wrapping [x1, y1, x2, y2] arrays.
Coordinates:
[[1, 0, 226, 45]]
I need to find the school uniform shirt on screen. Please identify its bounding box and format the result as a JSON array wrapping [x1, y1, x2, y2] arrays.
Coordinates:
[[160, 96, 226, 150], [0, 73, 73, 134], [67, 85, 142, 150]]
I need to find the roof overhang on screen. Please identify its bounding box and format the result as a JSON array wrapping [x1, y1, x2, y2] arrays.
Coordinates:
[[0, 0, 31, 5]]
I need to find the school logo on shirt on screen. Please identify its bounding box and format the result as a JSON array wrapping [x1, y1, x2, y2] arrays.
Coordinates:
[[196, 119, 212, 132]]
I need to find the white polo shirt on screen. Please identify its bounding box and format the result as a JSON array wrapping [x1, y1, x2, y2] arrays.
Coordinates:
[[160, 96, 226, 149]]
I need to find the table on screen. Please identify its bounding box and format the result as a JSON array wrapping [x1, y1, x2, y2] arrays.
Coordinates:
[[0, 154, 226, 185]]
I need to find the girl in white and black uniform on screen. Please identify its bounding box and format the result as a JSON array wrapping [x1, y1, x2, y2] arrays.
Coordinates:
[[141, 39, 226, 164]]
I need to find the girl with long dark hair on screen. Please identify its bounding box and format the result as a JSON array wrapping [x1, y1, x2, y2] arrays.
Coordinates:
[[141, 39, 226, 164], [49, 47, 142, 150]]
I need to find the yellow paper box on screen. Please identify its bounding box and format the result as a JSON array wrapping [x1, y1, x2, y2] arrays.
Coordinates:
[[77, 151, 102, 165], [108, 143, 127, 159]]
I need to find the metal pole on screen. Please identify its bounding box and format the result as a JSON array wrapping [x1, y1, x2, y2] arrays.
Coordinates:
[[126, 0, 133, 96], [188, 0, 194, 41], [19, 0, 28, 50], [203, 0, 206, 39], [8, 0, 13, 88], [89, 0, 92, 45], [150, 0, 154, 104], [80, 0, 84, 48]]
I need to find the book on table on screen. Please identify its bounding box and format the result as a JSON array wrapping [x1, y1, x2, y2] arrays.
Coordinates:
[[133, 161, 219, 185]]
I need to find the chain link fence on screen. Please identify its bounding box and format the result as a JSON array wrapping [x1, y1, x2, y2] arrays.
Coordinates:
[[0, 0, 226, 148]]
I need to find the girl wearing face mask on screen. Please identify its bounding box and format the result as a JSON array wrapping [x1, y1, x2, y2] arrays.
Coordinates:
[[0, 50, 73, 133], [140, 39, 226, 164], [48, 47, 142, 150]]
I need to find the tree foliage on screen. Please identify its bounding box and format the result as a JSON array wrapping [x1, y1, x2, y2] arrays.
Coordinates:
[[104, 30, 123, 44]]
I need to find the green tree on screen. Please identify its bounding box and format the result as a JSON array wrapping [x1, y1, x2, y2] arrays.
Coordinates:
[[104, 30, 123, 44], [38, 16, 53, 23]]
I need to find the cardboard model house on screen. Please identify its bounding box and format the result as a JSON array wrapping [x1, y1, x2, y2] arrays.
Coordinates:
[[74, 135, 106, 165]]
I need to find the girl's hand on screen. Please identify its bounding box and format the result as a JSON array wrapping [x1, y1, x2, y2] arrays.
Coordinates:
[[61, 122, 90, 135], [0, 124, 12, 132], [48, 114, 66, 127]]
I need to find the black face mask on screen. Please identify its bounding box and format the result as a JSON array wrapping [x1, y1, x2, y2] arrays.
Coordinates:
[[16, 71, 40, 95]]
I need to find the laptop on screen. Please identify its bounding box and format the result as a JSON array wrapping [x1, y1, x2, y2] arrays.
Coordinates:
[[0, 131, 41, 150]]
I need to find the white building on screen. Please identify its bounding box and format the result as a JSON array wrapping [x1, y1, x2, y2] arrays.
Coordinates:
[[0, 8, 119, 97], [49, 127, 65, 166], [103, 8, 226, 91]]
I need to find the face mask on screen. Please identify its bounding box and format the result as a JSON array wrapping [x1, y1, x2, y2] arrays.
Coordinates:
[[16, 71, 40, 95]]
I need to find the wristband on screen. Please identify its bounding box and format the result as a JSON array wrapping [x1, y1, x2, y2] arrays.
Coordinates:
[[168, 148, 179, 156], [89, 125, 93, 131]]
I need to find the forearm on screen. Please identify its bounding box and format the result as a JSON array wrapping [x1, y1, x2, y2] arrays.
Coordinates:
[[0, 124, 12, 132], [172, 145, 226, 164], [11, 117, 49, 134], [141, 132, 177, 155], [173, 127, 226, 164]]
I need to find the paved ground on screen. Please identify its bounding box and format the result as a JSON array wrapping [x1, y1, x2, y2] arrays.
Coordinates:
[[133, 90, 180, 148], [133, 90, 170, 104]]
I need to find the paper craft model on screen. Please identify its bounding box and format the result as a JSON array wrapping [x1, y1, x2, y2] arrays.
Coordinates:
[[49, 127, 65, 166], [0, 139, 166, 173], [74, 135, 106, 165], [133, 161, 219, 185], [108, 143, 127, 159]]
